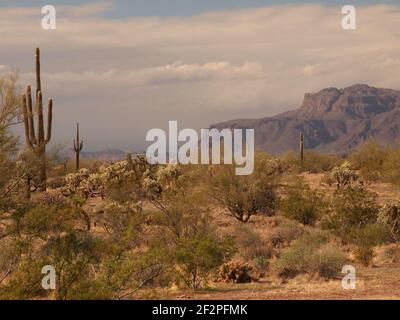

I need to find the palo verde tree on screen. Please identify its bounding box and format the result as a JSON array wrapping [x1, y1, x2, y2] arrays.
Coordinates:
[[22, 47, 53, 192], [0, 72, 20, 208]]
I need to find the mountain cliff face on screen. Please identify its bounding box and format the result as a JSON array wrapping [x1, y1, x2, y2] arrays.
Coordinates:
[[211, 84, 400, 154]]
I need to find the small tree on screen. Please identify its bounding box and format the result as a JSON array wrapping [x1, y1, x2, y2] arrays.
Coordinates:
[[176, 232, 235, 289], [207, 156, 281, 222]]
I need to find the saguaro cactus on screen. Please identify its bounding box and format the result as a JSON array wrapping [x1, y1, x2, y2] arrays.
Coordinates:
[[300, 132, 304, 162], [126, 152, 134, 169], [22, 47, 53, 192], [74, 122, 83, 171]]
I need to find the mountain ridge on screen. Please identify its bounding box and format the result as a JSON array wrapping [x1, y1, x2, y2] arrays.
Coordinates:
[[211, 84, 400, 154]]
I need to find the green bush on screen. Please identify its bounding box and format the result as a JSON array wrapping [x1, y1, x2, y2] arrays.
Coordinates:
[[323, 186, 380, 240], [349, 140, 385, 182], [274, 230, 345, 279], [348, 140, 400, 186], [308, 244, 347, 279], [175, 234, 235, 289], [349, 223, 390, 266], [280, 178, 325, 225], [252, 256, 269, 271]]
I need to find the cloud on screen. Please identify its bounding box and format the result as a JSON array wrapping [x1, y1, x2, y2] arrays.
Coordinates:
[[1, 3, 400, 150], [19, 61, 265, 88]]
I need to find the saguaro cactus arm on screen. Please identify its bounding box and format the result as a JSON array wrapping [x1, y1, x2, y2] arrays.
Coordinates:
[[73, 122, 83, 151], [45, 98, 53, 143], [26, 85, 37, 145], [36, 47, 41, 93], [22, 94, 33, 149], [37, 91, 44, 143]]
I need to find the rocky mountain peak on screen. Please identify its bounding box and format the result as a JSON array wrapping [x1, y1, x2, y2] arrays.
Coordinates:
[[300, 84, 400, 118], [212, 84, 400, 154]]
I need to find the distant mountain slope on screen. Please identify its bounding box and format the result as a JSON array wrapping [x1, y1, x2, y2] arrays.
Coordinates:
[[61, 148, 127, 161], [211, 84, 400, 154]]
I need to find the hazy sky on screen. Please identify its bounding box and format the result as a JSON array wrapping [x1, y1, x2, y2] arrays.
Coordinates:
[[1, 1, 400, 151]]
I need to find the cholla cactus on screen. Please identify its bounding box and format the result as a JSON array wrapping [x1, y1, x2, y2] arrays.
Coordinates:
[[330, 161, 359, 189], [98, 160, 135, 185], [143, 163, 182, 199], [378, 198, 400, 239], [63, 168, 103, 199], [61, 155, 181, 202], [264, 158, 284, 176]]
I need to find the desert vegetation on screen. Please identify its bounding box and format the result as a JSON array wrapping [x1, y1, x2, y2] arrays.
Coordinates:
[[1, 49, 400, 300]]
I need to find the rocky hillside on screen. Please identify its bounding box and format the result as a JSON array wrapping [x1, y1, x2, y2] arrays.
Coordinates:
[[211, 84, 400, 154]]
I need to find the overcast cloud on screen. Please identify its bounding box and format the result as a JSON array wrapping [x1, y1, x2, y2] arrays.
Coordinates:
[[1, 2, 400, 151]]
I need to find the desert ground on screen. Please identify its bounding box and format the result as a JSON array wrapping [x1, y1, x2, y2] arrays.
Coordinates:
[[120, 173, 400, 300]]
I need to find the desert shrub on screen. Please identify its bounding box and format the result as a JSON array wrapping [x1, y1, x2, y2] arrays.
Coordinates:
[[330, 161, 359, 189], [252, 256, 269, 272], [380, 148, 400, 186], [208, 155, 281, 222], [267, 220, 304, 248], [282, 151, 340, 173], [347, 141, 400, 185], [348, 223, 390, 266], [307, 244, 347, 279], [323, 186, 379, 240], [10, 204, 79, 239], [280, 177, 325, 225], [354, 246, 374, 266], [0, 257, 49, 299], [218, 261, 255, 283], [175, 233, 235, 289], [349, 140, 385, 182], [378, 198, 400, 241], [233, 224, 274, 261], [273, 230, 345, 279]]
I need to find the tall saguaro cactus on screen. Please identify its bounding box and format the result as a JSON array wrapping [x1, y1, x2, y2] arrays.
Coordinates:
[[300, 132, 304, 162], [126, 152, 133, 169], [22, 47, 53, 192], [74, 122, 83, 171]]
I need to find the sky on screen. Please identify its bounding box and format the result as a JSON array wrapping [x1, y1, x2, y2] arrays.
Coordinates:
[[1, 1, 400, 151]]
